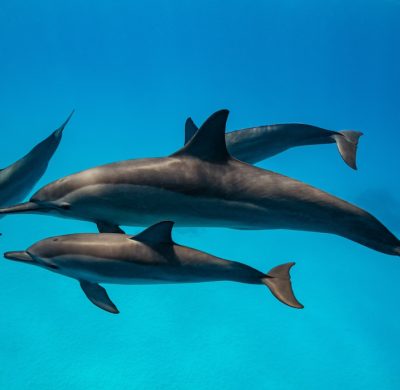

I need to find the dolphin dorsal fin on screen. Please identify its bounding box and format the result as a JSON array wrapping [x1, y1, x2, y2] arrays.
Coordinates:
[[172, 109, 230, 162], [133, 221, 175, 244], [184, 117, 199, 144]]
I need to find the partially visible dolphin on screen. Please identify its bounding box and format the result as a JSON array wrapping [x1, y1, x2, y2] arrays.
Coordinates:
[[0, 110, 398, 256], [185, 118, 363, 169], [0, 112, 73, 213], [3, 221, 303, 314]]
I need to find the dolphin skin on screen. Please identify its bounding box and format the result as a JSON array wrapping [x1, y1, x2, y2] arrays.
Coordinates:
[[185, 118, 363, 169], [0, 112, 73, 212], [3, 221, 303, 314], [0, 110, 398, 256]]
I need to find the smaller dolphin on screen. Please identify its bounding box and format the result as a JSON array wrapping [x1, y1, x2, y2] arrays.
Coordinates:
[[3, 221, 303, 314], [185, 119, 363, 169], [0, 112, 74, 212]]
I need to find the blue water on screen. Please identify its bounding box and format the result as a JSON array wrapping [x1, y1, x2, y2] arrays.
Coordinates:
[[1, 1, 399, 389]]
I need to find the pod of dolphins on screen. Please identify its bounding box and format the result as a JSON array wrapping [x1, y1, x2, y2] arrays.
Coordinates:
[[1, 109, 399, 314]]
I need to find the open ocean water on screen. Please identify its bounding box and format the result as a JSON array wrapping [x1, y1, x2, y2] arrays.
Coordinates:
[[0, 1, 399, 389]]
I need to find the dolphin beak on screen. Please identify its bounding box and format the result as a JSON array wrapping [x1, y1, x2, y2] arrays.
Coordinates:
[[53, 110, 75, 137], [4, 251, 35, 263], [0, 202, 47, 215]]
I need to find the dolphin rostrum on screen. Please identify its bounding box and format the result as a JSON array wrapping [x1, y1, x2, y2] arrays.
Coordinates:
[[185, 118, 363, 169], [0, 112, 73, 212], [0, 110, 398, 256], [3, 221, 303, 314]]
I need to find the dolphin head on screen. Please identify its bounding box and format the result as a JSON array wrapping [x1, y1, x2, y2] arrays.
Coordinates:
[[0, 171, 81, 219], [0, 197, 72, 218], [4, 236, 90, 278], [0, 166, 106, 223], [3, 233, 73, 272]]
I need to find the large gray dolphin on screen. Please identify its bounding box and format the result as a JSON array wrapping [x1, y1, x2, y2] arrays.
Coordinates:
[[0, 112, 73, 213], [3, 221, 303, 314], [0, 110, 398, 256], [185, 118, 363, 168]]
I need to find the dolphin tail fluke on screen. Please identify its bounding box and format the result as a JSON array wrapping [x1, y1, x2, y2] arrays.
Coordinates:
[[262, 262, 303, 309], [333, 130, 363, 170]]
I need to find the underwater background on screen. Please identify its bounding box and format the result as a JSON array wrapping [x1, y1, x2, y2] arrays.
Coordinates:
[[0, 1, 399, 389]]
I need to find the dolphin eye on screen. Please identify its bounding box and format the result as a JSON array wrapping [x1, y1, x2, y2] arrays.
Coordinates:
[[59, 203, 71, 210]]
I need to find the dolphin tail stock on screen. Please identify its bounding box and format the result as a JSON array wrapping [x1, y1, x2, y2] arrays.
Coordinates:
[[262, 262, 304, 309], [332, 130, 363, 170]]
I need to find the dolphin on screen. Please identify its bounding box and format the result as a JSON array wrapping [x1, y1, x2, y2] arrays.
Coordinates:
[[3, 221, 303, 314], [0, 112, 73, 213], [0, 110, 398, 256], [185, 118, 363, 169]]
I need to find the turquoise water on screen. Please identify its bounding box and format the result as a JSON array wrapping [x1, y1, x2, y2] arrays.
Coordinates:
[[1, 1, 399, 389]]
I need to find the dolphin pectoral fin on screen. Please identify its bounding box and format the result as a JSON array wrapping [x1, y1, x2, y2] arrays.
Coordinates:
[[172, 109, 230, 162], [80, 281, 119, 314], [184, 117, 199, 144], [262, 262, 304, 309], [96, 222, 125, 234], [332, 130, 363, 170], [133, 221, 175, 244]]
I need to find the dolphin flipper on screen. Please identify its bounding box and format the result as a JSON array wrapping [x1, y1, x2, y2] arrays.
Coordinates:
[[262, 262, 303, 309], [332, 131, 363, 170], [80, 281, 119, 314], [96, 222, 125, 234]]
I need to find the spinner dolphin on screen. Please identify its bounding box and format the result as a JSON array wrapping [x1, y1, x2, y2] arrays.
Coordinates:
[[4, 221, 303, 314]]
